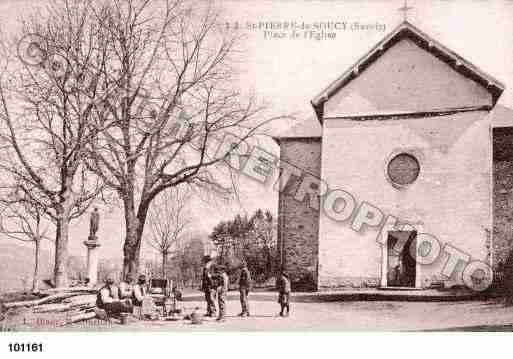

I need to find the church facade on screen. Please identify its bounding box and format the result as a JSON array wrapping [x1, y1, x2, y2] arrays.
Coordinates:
[[274, 21, 513, 291]]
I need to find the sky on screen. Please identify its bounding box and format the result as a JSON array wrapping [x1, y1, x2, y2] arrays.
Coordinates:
[[1, 0, 513, 264]]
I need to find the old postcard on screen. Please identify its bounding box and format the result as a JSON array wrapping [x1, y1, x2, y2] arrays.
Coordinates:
[[1, 0, 513, 349]]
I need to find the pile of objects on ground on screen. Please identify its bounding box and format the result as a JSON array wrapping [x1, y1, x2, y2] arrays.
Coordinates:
[[0, 287, 98, 330], [0, 286, 191, 330]]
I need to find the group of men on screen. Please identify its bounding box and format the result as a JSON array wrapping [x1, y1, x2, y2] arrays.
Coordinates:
[[96, 273, 153, 318], [96, 256, 292, 322], [201, 257, 234, 321], [201, 255, 292, 320]]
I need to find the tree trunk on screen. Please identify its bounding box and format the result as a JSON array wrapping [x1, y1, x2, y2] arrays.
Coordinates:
[[32, 238, 40, 292], [162, 252, 167, 277], [123, 235, 141, 280], [265, 244, 273, 280], [54, 173, 74, 288], [122, 197, 150, 279], [54, 216, 71, 288]]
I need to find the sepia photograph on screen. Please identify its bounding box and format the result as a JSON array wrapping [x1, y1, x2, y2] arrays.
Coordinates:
[[0, 0, 513, 345]]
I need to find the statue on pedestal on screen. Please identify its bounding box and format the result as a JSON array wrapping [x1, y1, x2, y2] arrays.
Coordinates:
[[89, 207, 100, 241]]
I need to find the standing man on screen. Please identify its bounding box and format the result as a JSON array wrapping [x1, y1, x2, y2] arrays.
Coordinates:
[[0, 299, 5, 322], [276, 270, 291, 317], [216, 265, 229, 322], [201, 255, 216, 317], [238, 262, 252, 317]]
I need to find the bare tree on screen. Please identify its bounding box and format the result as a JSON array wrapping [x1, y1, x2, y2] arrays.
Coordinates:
[[171, 234, 205, 287], [252, 209, 277, 280], [146, 186, 191, 277], [0, 189, 53, 292], [0, 0, 114, 286], [84, 0, 279, 277]]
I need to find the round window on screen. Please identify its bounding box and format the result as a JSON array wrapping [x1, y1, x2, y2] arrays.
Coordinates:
[[387, 153, 420, 186]]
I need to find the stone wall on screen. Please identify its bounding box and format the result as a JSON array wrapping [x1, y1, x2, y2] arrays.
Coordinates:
[[277, 138, 322, 291], [493, 127, 513, 269]]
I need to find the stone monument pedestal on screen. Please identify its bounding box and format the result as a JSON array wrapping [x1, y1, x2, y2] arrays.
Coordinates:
[[83, 236, 101, 287]]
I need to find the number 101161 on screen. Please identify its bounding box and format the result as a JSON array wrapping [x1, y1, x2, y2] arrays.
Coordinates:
[[8, 343, 43, 352]]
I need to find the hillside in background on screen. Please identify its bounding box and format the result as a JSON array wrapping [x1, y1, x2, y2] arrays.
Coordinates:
[[0, 240, 53, 293], [0, 229, 214, 293]]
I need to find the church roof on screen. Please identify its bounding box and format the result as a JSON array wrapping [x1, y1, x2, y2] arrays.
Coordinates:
[[490, 104, 513, 128], [273, 104, 513, 141], [311, 21, 505, 122], [273, 116, 322, 141]]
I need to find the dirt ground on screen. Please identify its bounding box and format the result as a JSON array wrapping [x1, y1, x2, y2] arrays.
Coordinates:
[[54, 298, 513, 332]]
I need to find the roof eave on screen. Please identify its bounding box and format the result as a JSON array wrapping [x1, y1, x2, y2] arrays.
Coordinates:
[[272, 135, 322, 143], [311, 21, 505, 123]]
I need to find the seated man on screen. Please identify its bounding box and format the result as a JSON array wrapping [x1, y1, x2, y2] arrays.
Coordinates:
[[119, 274, 134, 301], [133, 275, 158, 319], [96, 275, 133, 317], [132, 274, 147, 307]]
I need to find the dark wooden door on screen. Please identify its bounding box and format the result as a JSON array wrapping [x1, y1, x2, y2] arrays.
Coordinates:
[[387, 231, 416, 287]]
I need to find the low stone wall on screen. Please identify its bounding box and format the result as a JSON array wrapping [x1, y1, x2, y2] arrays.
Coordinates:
[[493, 127, 513, 270]]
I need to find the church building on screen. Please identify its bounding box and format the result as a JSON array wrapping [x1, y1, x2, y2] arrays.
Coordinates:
[[274, 20, 513, 291]]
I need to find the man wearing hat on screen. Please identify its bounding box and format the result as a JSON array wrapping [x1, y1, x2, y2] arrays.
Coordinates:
[[96, 274, 132, 317], [132, 274, 148, 307], [133, 274, 159, 319], [238, 262, 252, 317], [276, 270, 291, 317], [201, 255, 217, 317], [215, 265, 229, 321], [0, 299, 5, 322], [119, 274, 134, 301]]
